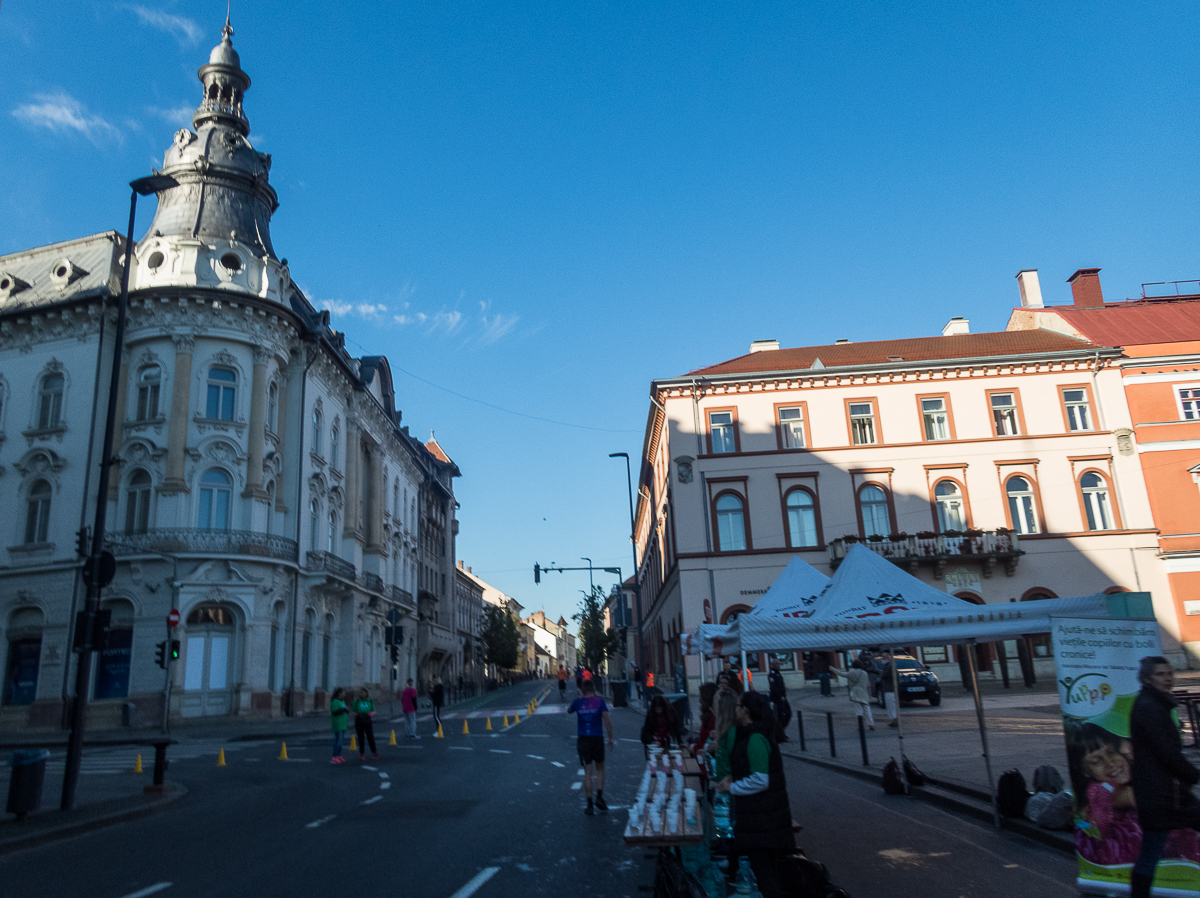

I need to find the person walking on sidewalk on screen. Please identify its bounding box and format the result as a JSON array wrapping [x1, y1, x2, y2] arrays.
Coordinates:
[[832, 659, 874, 730], [767, 659, 791, 743], [431, 678, 445, 733], [1130, 656, 1200, 898], [558, 665, 568, 698], [330, 687, 350, 764], [879, 652, 899, 727], [401, 678, 419, 739], [568, 678, 614, 815], [353, 687, 379, 760]]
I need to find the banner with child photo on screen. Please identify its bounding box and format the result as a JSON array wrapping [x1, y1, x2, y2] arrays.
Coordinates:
[[1054, 616, 1200, 896]]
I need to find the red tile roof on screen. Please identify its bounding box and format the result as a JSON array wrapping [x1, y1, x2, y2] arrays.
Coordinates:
[[425, 437, 452, 464], [686, 330, 1095, 377], [1049, 296, 1200, 347]]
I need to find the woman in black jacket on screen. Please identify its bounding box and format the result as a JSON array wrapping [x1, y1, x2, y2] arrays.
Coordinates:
[[1130, 656, 1200, 898], [717, 691, 794, 898], [640, 695, 683, 750]]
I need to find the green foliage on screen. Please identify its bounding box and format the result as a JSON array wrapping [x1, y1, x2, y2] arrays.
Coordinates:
[[573, 586, 620, 671], [482, 603, 520, 670]]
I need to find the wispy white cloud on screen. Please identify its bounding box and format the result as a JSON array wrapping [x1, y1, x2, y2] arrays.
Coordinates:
[[322, 294, 517, 343], [12, 91, 122, 145], [146, 102, 195, 128], [477, 300, 519, 344], [124, 5, 202, 46]]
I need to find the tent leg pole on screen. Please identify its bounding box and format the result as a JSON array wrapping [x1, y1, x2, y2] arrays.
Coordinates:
[[741, 649, 751, 690], [699, 652, 706, 685], [966, 640, 999, 828], [891, 648, 908, 792]]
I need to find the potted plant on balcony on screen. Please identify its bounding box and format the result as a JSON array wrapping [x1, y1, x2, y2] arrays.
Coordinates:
[[842, 534, 860, 544], [887, 532, 908, 542], [866, 533, 885, 542]]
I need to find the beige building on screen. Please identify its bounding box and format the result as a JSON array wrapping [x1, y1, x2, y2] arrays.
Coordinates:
[[634, 274, 1178, 691]]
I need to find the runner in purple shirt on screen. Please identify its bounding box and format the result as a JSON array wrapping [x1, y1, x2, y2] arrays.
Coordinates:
[[568, 679, 615, 814]]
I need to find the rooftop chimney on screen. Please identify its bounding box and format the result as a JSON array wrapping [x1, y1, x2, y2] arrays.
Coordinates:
[[835, 338, 850, 344], [1068, 268, 1104, 308], [749, 339, 779, 353], [1016, 269, 1044, 308], [942, 317, 970, 336]]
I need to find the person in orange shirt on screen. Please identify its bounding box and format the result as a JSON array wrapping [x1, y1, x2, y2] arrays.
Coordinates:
[[557, 665, 568, 698]]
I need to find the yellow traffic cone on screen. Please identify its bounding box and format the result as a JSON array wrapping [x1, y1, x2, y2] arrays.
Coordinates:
[[462, 719, 470, 735], [503, 714, 509, 727], [515, 712, 521, 724], [437, 722, 444, 738], [217, 748, 226, 767], [279, 742, 289, 760], [486, 717, 492, 731], [389, 729, 397, 746], [349, 734, 358, 752], [133, 753, 143, 773]]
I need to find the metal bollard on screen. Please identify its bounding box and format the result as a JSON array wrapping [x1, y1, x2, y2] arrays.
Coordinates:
[[858, 715, 869, 767], [153, 742, 169, 786], [826, 712, 836, 759], [797, 709, 806, 751]]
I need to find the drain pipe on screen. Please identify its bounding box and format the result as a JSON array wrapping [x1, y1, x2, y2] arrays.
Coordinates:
[[286, 335, 320, 715]]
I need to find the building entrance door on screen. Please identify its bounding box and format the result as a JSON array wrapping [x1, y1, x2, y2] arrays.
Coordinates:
[[181, 605, 235, 717]]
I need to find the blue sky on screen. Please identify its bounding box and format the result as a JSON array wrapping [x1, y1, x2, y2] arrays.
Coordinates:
[[4, 2, 1199, 632]]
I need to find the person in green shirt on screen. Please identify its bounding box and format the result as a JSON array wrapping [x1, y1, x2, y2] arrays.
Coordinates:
[[352, 686, 379, 761], [330, 687, 349, 765]]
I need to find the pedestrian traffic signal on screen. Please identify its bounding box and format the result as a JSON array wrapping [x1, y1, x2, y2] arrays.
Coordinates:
[[75, 526, 90, 558], [534, 563, 540, 584], [390, 644, 399, 664], [169, 639, 180, 661], [154, 641, 167, 669]]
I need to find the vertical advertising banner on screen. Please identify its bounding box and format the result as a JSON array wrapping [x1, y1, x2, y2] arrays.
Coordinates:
[[1054, 617, 1200, 896]]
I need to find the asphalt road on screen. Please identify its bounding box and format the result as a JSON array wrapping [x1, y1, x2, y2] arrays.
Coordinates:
[[1, 681, 1078, 898]]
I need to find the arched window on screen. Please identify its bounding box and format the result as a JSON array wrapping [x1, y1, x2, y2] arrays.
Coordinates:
[[1006, 476, 1039, 534], [206, 367, 237, 420], [785, 489, 817, 547], [1081, 472, 1114, 531], [327, 511, 338, 553], [38, 373, 64, 429], [267, 383, 278, 433], [715, 493, 746, 551], [136, 365, 161, 421], [309, 499, 320, 551], [312, 408, 323, 457], [859, 485, 890, 537], [935, 480, 967, 532], [198, 470, 232, 530], [24, 480, 51, 544], [125, 469, 152, 534], [330, 426, 339, 470]]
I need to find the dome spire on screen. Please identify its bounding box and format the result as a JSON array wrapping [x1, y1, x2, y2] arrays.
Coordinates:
[[193, 14, 251, 136]]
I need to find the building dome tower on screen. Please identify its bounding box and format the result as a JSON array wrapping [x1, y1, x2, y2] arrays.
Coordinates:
[[133, 16, 289, 301]]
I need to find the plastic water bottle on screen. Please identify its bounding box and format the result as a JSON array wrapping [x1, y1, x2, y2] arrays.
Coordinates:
[[734, 858, 756, 896]]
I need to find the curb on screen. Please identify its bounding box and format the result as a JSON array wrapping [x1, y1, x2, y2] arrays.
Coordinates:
[[0, 781, 188, 856], [779, 749, 1074, 855]]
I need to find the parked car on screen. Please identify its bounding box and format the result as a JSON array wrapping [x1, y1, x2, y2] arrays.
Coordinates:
[[869, 654, 941, 706]]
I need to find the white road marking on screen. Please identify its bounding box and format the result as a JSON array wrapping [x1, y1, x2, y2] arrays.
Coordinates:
[[361, 796, 383, 805], [571, 782, 583, 790], [305, 815, 337, 829], [620, 738, 641, 744], [448, 866, 501, 898], [550, 761, 565, 768], [527, 755, 545, 760], [378, 772, 389, 779], [577, 768, 585, 775], [118, 884, 173, 898], [380, 781, 392, 790], [450, 746, 473, 751], [490, 749, 512, 754], [363, 765, 378, 771], [520, 734, 550, 738]]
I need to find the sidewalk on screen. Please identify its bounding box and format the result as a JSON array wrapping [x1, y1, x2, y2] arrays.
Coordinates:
[[0, 680, 541, 853]]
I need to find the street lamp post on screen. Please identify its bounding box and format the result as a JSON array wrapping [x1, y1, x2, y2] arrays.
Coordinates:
[[581, 557, 593, 590], [608, 452, 644, 673], [61, 174, 175, 811]]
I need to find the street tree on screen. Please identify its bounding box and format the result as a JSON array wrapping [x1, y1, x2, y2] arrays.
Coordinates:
[[482, 603, 520, 671], [573, 585, 619, 671]]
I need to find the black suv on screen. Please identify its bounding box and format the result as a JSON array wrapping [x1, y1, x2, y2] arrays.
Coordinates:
[[869, 655, 941, 706]]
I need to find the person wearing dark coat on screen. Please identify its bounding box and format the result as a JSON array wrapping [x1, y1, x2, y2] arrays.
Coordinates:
[[640, 695, 684, 750], [1130, 656, 1200, 898], [717, 691, 794, 898], [767, 660, 790, 743]]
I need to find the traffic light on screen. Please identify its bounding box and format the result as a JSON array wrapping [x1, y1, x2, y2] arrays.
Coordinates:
[[76, 526, 90, 558], [154, 641, 167, 669], [169, 639, 180, 661], [390, 644, 399, 664], [534, 563, 540, 584]]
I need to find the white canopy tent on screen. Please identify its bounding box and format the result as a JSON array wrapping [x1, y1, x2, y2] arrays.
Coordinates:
[[693, 556, 832, 658], [718, 544, 1118, 821]]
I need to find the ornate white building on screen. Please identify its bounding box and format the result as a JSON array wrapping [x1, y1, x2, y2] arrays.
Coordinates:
[[0, 21, 461, 730]]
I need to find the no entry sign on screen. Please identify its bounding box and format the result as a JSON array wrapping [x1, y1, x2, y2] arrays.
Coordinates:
[[167, 609, 181, 628]]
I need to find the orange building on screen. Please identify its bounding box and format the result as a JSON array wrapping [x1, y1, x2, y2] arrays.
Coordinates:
[[1012, 269, 1200, 661]]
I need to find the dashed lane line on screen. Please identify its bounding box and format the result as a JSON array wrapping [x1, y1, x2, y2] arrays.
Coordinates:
[[305, 815, 337, 829], [450, 746, 473, 751], [378, 771, 389, 778], [118, 884, 173, 898], [527, 755, 545, 760], [361, 796, 383, 805], [570, 782, 582, 790], [577, 768, 585, 775], [363, 766, 378, 771], [550, 761, 565, 768], [380, 782, 391, 790], [489, 749, 512, 754], [448, 866, 501, 898]]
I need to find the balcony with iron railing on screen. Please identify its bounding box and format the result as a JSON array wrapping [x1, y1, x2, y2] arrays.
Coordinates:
[[305, 550, 357, 582], [828, 529, 1022, 578], [362, 572, 384, 594], [108, 529, 297, 562], [389, 585, 415, 609]]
